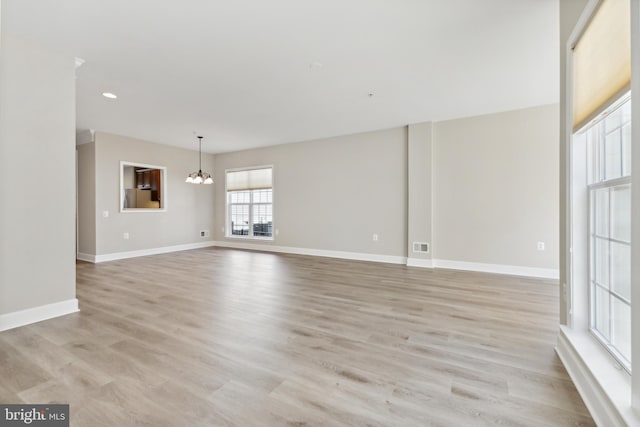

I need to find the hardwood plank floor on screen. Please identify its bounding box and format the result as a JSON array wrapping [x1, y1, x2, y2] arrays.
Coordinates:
[[0, 248, 594, 426]]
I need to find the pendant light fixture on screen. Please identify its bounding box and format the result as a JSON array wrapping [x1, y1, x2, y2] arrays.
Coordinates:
[[186, 136, 213, 184]]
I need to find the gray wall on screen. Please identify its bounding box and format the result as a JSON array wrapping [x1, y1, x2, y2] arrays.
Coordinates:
[[407, 122, 433, 262], [432, 104, 560, 269], [82, 132, 215, 256], [214, 106, 559, 272], [213, 127, 408, 257], [0, 32, 76, 314], [77, 142, 96, 255], [77, 106, 561, 271]]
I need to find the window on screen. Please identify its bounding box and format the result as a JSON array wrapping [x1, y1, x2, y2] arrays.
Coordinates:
[[226, 167, 273, 239], [580, 94, 632, 370], [120, 161, 167, 212], [563, 0, 639, 419]]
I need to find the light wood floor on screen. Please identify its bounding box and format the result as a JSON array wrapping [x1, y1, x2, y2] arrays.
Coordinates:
[[0, 248, 594, 426]]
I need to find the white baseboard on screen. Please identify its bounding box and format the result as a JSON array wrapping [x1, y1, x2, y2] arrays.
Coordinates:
[[76, 252, 95, 262], [78, 241, 558, 280], [406, 258, 433, 268], [80, 241, 216, 263], [432, 259, 559, 279], [555, 327, 633, 427], [212, 242, 559, 278], [213, 240, 407, 265], [0, 298, 79, 332]]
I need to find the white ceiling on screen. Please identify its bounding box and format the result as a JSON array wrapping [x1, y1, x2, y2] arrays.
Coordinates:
[[3, 0, 559, 153]]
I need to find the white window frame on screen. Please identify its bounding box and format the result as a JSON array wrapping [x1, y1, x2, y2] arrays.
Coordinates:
[[560, 0, 640, 423], [588, 178, 632, 370], [580, 94, 632, 371], [224, 165, 274, 240], [119, 161, 167, 213]]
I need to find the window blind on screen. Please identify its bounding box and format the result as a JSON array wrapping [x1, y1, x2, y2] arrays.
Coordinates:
[[572, 0, 631, 131], [227, 167, 272, 191]]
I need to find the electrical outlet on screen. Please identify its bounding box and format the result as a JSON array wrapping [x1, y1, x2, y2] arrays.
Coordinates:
[[200, 230, 210, 238], [372, 233, 379, 242], [537, 241, 545, 251], [102, 210, 109, 218], [123, 232, 129, 240], [275, 229, 279, 236]]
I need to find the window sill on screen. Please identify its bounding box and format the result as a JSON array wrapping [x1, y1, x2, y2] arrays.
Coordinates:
[[556, 325, 638, 426], [224, 235, 273, 242], [120, 209, 167, 213]]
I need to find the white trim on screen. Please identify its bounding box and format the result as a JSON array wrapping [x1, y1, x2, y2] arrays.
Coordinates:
[[76, 252, 95, 263], [214, 242, 557, 277], [213, 240, 407, 265], [565, 0, 602, 328], [556, 326, 638, 427], [406, 258, 433, 268], [81, 243, 558, 279], [630, 0, 640, 410], [120, 208, 167, 213], [225, 235, 274, 242], [82, 241, 216, 263], [119, 160, 167, 213], [0, 299, 79, 332], [75, 129, 95, 146], [432, 259, 559, 279]]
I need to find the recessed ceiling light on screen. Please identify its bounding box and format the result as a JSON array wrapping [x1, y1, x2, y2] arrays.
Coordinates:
[[102, 92, 117, 99]]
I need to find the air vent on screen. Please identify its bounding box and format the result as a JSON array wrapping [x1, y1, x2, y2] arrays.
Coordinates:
[[413, 242, 429, 253]]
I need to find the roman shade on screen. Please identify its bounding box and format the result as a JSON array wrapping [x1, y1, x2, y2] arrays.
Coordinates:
[[226, 167, 272, 191], [572, 0, 631, 131]]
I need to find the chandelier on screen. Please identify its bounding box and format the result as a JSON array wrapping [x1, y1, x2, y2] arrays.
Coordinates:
[[185, 136, 213, 184]]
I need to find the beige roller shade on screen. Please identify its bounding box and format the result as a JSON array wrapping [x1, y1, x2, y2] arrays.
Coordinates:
[[573, 0, 631, 131], [227, 167, 272, 191]]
